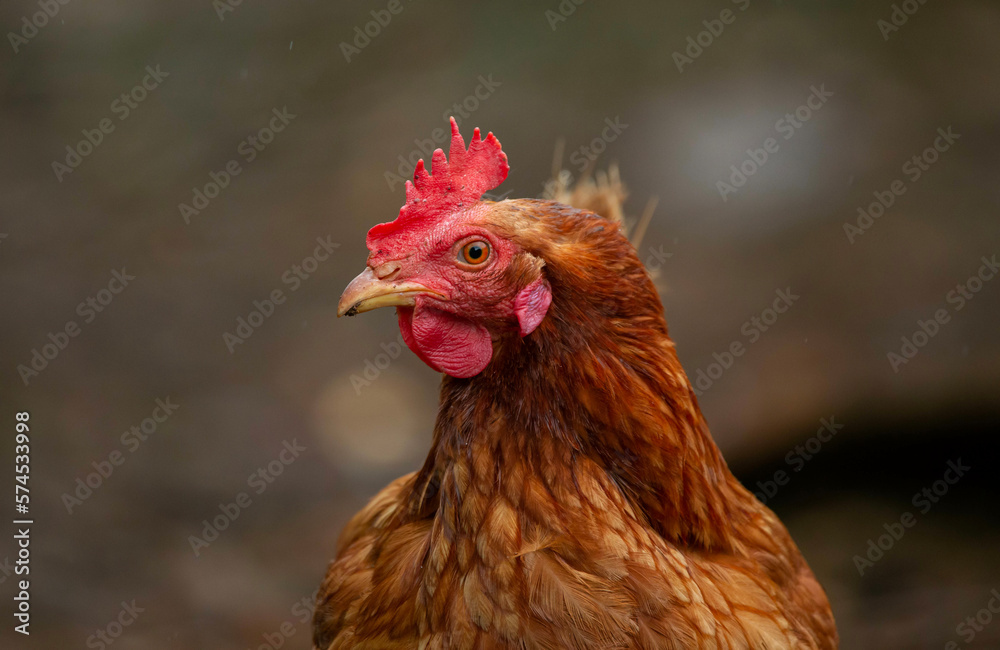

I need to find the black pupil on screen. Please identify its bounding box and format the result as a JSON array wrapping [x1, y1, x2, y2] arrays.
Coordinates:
[[467, 244, 483, 260]]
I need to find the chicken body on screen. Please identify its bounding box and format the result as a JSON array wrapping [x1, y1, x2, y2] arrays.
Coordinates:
[[315, 200, 837, 649]]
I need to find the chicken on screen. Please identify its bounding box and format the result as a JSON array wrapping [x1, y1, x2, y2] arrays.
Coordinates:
[[314, 118, 838, 649]]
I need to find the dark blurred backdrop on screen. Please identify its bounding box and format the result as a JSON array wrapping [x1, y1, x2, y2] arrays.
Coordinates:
[[1, 0, 998, 648]]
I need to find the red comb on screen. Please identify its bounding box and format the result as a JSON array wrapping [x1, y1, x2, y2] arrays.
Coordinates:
[[367, 117, 509, 249]]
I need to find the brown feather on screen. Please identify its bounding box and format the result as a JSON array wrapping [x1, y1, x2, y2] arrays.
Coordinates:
[[314, 195, 838, 649]]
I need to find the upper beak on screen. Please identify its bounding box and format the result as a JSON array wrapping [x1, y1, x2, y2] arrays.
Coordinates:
[[337, 266, 443, 317]]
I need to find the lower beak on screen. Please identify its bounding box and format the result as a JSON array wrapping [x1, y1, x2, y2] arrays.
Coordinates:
[[337, 267, 443, 317]]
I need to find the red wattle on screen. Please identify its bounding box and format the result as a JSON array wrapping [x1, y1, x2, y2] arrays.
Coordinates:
[[397, 305, 493, 378]]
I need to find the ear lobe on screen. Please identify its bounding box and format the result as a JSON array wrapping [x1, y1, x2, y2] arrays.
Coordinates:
[[513, 276, 552, 337]]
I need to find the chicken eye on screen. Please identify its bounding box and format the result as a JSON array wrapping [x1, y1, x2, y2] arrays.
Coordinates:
[[459, 240, 490, 266]]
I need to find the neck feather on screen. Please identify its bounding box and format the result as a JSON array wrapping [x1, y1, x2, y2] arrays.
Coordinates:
[[408, 257, 758, 554]]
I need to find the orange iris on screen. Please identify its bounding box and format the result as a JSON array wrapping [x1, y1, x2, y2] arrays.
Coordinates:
[[460, 241, 490, 265]]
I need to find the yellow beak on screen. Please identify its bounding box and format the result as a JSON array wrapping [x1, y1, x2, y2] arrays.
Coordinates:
[[337, 267, 443, 317]]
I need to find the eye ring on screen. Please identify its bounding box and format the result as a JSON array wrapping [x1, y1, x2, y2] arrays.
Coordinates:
[[459, 240, 490, 266]]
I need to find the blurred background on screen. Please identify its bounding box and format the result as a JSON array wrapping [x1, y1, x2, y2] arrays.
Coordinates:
[[1, 0, 998, 647]]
